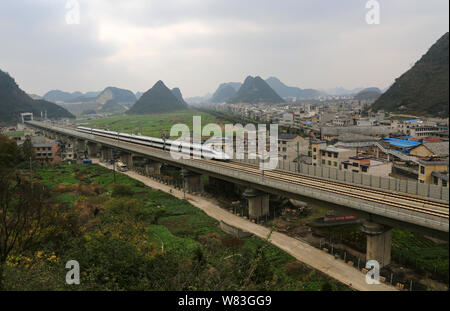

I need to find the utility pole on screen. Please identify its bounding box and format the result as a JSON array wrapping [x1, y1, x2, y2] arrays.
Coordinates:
[[113, 154, 116, 184], [183, 175, 186, 199], [29, 156, 33, 193], [261, 155, 264, 179]]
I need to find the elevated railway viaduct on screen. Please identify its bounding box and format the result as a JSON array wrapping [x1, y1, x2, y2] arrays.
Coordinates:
[[27, 121, 449, 268]]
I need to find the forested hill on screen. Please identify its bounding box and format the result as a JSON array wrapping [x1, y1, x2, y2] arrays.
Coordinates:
[[229, 76, 285, 104], [371, 32, 449, 117], [0, 69, 74, 124], [127, 80, 188, 114]]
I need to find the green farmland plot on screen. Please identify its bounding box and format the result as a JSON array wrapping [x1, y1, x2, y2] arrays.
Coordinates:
[[3, 163, 349, 290], [82, 109, 226, 138]]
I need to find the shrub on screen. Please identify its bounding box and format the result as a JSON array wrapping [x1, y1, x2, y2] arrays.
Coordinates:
[[111, 184, 134, 197]]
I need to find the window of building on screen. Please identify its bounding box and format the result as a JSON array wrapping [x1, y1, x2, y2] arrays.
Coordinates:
[[443, 180, 448, 187], [282, 147, 286, 152], [420, 166, 425, 174], [333, 162, 337, 167], [321, 152, 326, 156], [48, 152, 52, 156], [333, 153, 338, 158], [328, 160, 331, 166], [352, 162, 359, 167], [282, 141, 286, 144], [313, 155, 317, 160], [419, 180, 424, 183], [322, 160, 325, 165], [433, 176, 439, 185], [283, 155, 287, 160], [362, 166, 368, 173], [327, 152, 332, 157], [313, 148, 317, 152], [344, 164, 348, 169]]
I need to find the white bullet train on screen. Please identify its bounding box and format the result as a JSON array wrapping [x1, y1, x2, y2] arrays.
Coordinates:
[[76, 126, 231, 161]]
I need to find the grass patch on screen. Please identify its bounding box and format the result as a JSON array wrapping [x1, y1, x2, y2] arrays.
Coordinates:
[[27, 163, 349, 290], [146, 224, 201, 253], [392, 229, 449, 281], [81, 109, 226, 138]]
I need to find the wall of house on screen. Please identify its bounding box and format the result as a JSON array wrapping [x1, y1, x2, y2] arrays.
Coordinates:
[[418, 163, 448, 184]]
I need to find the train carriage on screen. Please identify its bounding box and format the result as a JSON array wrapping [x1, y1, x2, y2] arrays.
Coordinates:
[[76, 126, 230, 161]]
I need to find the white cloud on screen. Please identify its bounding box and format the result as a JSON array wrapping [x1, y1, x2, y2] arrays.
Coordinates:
[[0, 0, 448, 97]]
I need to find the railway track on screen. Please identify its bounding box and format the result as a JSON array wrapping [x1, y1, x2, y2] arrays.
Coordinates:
[[190, 159, 449, 219], [31, 123, 449, 220], [230, 160, 449, 209]]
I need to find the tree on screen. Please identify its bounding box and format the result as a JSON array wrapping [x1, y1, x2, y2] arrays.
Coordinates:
[[0, 135, 50, 288], [0, 172, 51, 288], [20, 136, 34, 165]]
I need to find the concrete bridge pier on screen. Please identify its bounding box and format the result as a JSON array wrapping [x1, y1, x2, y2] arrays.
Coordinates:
[[86, 142, 100, 158], [74, 139, 86, 163], [100, 147, 113, 162], [181, 168, 203, 194], [145, 160, 162, 175], [361, 222, 392, 268], [120, 152, 134, 169], [243, 188, 269, 222]]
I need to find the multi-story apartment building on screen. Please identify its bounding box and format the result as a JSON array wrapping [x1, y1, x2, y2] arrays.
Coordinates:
[[61, 141, 75, 161], [332, 117, 352, 127], [410, 125, 448, 138], [310, 140, 327, 166], [33, 141, 61, 164], [277, 134, 309, 161], [391, 119, 449, 138], [311, 143, 356, 169]]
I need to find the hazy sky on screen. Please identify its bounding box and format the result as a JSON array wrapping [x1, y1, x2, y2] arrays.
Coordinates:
[[0, 0, 448, 97]]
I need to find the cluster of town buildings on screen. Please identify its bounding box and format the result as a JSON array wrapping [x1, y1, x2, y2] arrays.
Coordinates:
[[213, 100, 449, 187], [1, 120, 75, 164], [2, 102, 449, 188]]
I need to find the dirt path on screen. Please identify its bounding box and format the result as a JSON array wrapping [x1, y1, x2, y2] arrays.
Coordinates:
[[94, 160, 396, 291]]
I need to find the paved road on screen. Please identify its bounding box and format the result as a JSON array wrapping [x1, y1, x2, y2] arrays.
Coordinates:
[[94, 160, 396, 291]]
